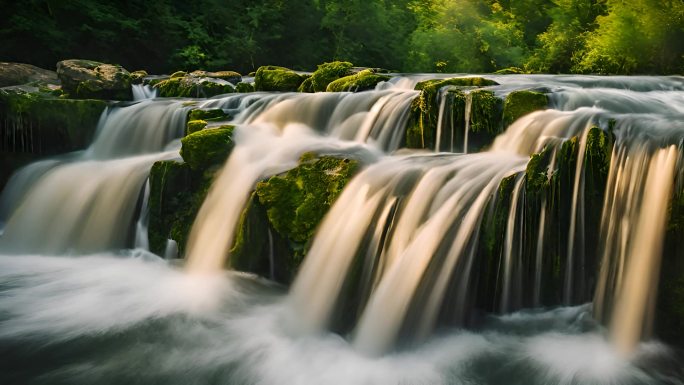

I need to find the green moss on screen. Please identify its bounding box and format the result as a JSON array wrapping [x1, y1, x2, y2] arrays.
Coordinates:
[[502, 90, 548, 127], [254, 66, 307, 92], [254, 153, 360, 276], [306, 61, 354, 92], [406, 78, 500, 150], [494, 67, 525, 74], [186, 120, 207, 135], [414, 77, 499, 92], [180, 126, 234, 170], [187, 108, 230, 122], [147, 160, 214, 256], [235, 82, 254, 93], [154, 77, 234, 98], [469, 89, 503, 135], [170, 71, 187, 78], [526, 146, 552, 194], [130, 70, 147, 84], [298, 77, 314, 93], [326, 69, 390, 92], [0, 89, 106, 156]]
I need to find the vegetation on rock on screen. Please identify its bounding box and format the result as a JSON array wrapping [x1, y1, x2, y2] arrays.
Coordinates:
[[502, 90, 549, 127], [180, 125, 234, 170], [254, 66, 307, 92], [326, 69, 389, 92]]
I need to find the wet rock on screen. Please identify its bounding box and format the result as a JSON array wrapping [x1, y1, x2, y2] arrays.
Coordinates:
[[231, 153, 361, 282], [254, 66, 307, 92], [0, 62, 59, 87], [180, 125, 234, 170], [299, 61, 354, 93], [326, 69, 390, 92], [502, 90, 549, 127], [56, 59, 132, 100]]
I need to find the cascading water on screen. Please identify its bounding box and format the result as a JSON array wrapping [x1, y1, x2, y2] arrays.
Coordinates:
[[0, 75, 683, 384]]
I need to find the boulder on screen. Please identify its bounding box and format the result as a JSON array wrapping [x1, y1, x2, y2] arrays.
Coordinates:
[[56, 59, 132, 100], [189, 70, 242, 84], [180, 125, 235, 170], [502, 90, 549, 127], [299, 61, 354, 93], [0, 62, 59, 87], [405, 77, 499, 149], [153, 75, 234, 98], [231, 152, 361, 282], [254, 66, 307, 92], [326, 69, 390, 92]]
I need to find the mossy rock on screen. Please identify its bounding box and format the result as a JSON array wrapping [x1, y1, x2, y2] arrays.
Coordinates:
[[502, 90, 548, 127], [186, 120, 207, 135], [180, 125, 234, 170], [187, 108, 230, 122], [130, 70, 148, 84], [154, 76, 234, 98], [247, 152, 360, 279], [147, 160, 215, 256], [56, 59, 132, 100], [406, 77, 500, 150], [301, 61, 354, 93], [170, 71, 187, 79], [235, 82, 254, 93], [254, 66, 307, 92], [494, 67, 525, 75], [0, 88, 105, 154], [189, 70, 242, 84], [326, 69, 390, 92]]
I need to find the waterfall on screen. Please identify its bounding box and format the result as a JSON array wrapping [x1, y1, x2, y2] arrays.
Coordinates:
[[1, 73, 684, 370], [184, 90, 417, 273], [0, 100, 190, 254]]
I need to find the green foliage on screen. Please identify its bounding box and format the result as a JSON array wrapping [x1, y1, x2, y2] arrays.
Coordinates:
[[0, 0, 681, 74], [573, 0, 684, 74], [254, 66, 307, 92], [325, 69, 390, 92], [180, 126, 234, 170], [502, 90, 549, 127]]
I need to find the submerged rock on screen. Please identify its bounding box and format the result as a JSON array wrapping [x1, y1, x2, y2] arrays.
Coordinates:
[[0, 62, 59, 87], [326, 69, 390, 92], [254, 66, 307, 92], [56, 59, 132, 100], [299, 61, 354, 93]]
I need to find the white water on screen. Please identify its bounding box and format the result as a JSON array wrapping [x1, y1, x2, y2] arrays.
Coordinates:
[[0, 253, 678, 385]]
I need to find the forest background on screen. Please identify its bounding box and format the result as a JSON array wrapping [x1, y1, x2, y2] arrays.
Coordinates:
[[2, 0, 683, 75]]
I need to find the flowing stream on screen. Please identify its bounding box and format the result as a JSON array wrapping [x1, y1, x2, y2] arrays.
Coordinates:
[[1, 74, 683, 384]]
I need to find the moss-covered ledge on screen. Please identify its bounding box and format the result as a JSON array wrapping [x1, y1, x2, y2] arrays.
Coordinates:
[[0, 88, 106, 189], [231, 152, 361, 283]]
